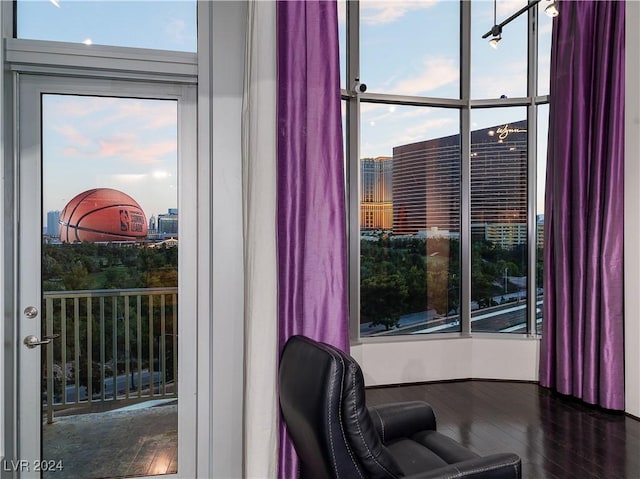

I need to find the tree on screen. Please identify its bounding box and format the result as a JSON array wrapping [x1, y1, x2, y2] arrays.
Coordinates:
[[62, 261, 90, 290], [405, 264, 426, 313], [360, 272, 408, 330]]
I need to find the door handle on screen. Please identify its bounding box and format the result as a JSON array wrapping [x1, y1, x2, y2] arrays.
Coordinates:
[[23, 334, 60, 349]]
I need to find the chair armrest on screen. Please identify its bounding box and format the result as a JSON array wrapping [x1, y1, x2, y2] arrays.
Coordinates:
[[403, 453, 522, 479], [368, 401, 437, 443]]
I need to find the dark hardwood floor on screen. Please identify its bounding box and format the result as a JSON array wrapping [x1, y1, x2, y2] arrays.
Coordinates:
[[366, 381, 640, 479]]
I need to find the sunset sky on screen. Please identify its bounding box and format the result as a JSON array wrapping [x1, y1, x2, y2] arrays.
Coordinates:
[[42, 95, 178, 224], [17, 1, 192, 224], [18, 0, 550, 224]]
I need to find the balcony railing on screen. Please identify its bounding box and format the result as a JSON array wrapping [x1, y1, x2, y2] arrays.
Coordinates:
[[42, 287, 178, 424]]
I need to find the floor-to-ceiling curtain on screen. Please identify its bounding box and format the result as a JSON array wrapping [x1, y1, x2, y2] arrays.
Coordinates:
[[540, 0, 625, 410], [276, 0, 349, 477], [242, 1, 278, 477]]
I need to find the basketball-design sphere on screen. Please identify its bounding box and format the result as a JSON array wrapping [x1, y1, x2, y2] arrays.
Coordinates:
[[59, 188, 148, 243]]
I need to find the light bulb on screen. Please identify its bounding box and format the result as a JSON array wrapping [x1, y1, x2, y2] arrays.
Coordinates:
[[545, 1, 559, 18]]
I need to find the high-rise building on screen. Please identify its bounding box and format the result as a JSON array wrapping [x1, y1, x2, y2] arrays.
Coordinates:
[[471, 121, 527, 243], [391, 120, 528, 246], [360, 156, 393, 230], [393, 136, 460, 235], [46, 210, 60, 237], [157, 209, 178, 237], [485, 223, 528, 248]]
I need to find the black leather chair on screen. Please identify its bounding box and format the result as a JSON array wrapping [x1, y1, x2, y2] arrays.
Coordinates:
[[279, 335, 522, 479]]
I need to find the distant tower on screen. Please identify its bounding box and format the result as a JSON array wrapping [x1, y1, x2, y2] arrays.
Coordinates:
[[47, 210, 60, 237], [360, 157, 393, 230], [149, 215, 156, 233], [157, 209, 178, 238]]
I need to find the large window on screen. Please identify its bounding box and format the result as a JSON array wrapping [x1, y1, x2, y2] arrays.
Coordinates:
[[346, 1, 551, 338]]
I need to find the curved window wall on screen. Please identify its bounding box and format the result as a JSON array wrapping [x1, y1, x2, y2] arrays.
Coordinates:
[[345, 1, 551, 339]]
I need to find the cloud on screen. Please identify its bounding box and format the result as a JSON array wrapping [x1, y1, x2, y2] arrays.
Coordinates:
[[378, 116, 457, 149], [404, 116, 458, 139], [53, 124, 93, 148], [164, 17, 195, 45], [387, 57, 459, 96], [97, 133, 138, 159], [113, 101, 177, 130], [497, 0, 529, 19], [360, 109, 458, 158], [98, 134, 177, 165], [361, 103, 385, 115], [47, 97, 118, 119], [474, 0, 530, 31], [48, 96, 176, 135], [63, 146, 80, 157], [356, 103, 446, 129], [109, 174, 148, 183], [46, 96, 177, 170], [473, 61, 527, 99], [360, 0, 438, 25]]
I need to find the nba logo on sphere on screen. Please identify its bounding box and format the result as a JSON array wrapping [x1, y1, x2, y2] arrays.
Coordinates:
[[59, 188, 148, 243], [120, 210, 130, 231]]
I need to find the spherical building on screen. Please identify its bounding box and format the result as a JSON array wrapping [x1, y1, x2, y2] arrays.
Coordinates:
[[59, 188, 148, 243]]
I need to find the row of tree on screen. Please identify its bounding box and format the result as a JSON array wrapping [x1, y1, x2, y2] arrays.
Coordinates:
[[360, 235, 539, 330], [43, 242, 178, 291]]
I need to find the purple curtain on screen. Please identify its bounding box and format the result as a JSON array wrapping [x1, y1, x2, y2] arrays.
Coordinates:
[[276, 1, 349, 477], [540, 0, 625, 410]]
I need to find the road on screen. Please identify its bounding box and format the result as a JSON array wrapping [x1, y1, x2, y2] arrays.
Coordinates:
[[53, 369, 166, 404], [362, 299, 543, 336]]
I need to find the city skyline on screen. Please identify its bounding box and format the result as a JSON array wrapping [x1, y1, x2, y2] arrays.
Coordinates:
[[42, 95, 178, 225], [42, 208, 179, 238], [340, 0, 552, 216], [361, 119, 532, 248]]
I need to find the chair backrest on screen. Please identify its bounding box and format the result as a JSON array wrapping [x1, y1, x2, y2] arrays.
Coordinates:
[[279, 335, 403, 479]]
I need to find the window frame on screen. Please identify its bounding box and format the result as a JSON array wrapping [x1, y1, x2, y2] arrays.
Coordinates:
[[346, 0, 549, 342]]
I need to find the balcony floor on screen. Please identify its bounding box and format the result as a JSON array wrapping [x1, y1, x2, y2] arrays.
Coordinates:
[[43, 400, 177, 479]]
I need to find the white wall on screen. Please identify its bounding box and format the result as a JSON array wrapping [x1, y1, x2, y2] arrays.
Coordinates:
[[353, 337, 540, 386], [625, 0, 640, 419]]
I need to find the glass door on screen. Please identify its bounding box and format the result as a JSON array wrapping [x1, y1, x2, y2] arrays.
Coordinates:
[[17, 75, 196, 479]]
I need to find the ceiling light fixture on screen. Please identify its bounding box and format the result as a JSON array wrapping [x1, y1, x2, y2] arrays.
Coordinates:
[[489, 33, 502, 49], [483, 0, 557, 47], [545, 1, 559, 18], [488, 19, 502, 49], [485, 0, 502, 48]]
